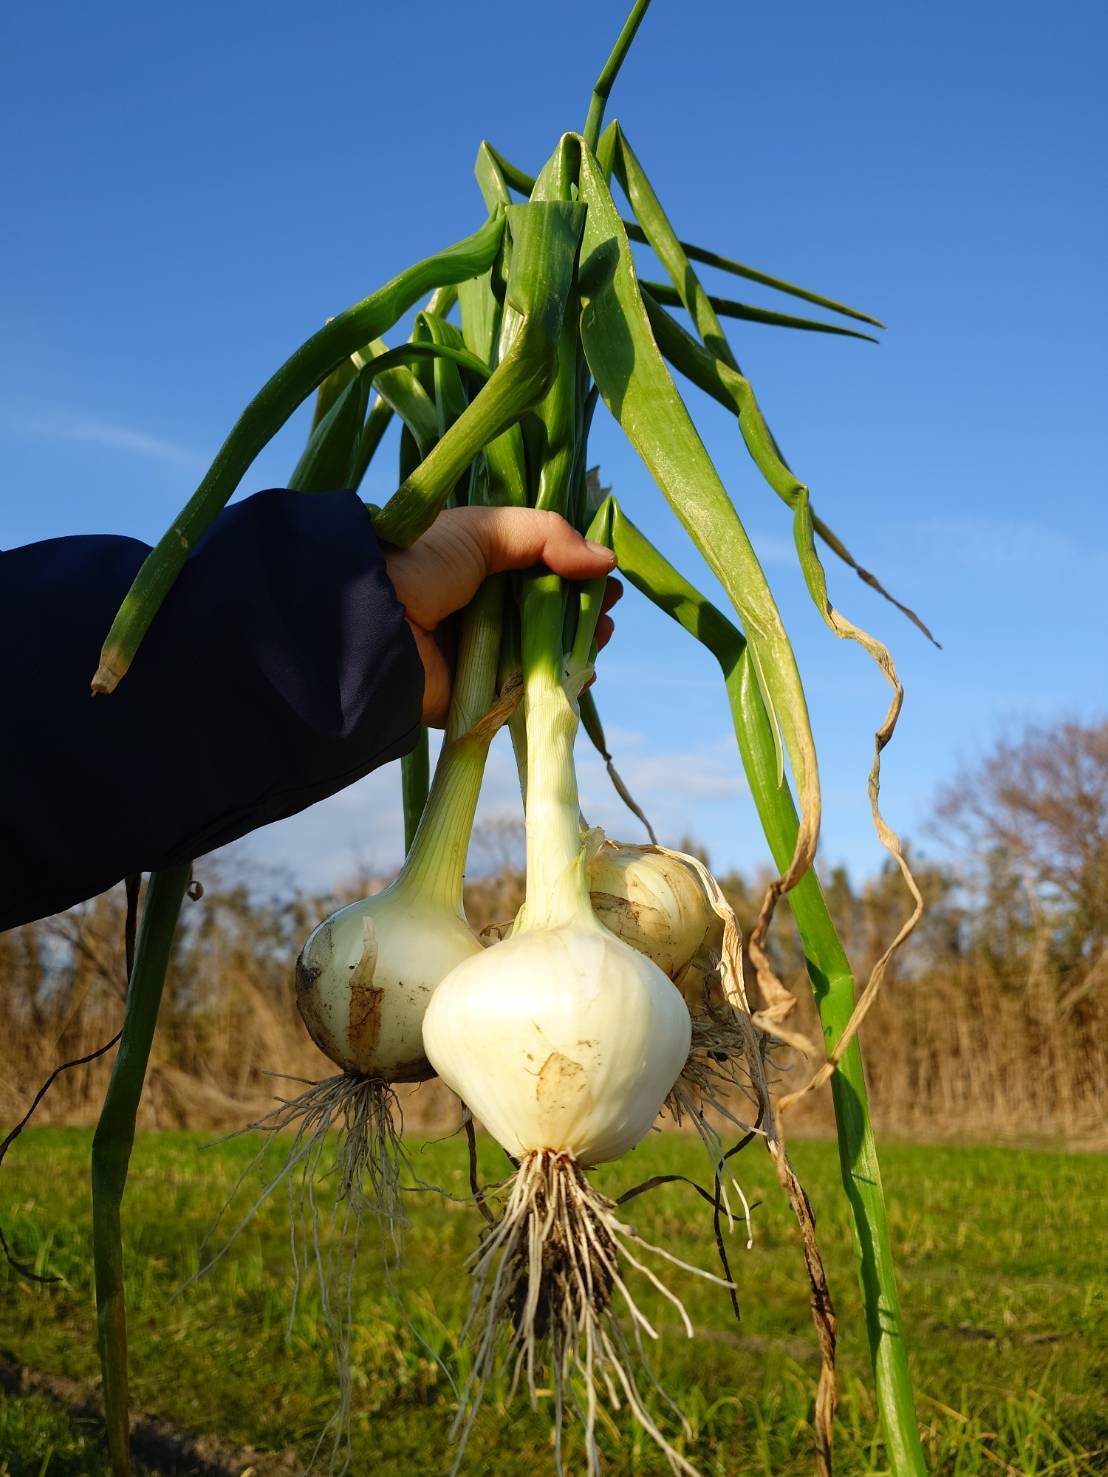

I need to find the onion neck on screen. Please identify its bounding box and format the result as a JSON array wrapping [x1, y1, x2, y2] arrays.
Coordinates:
[[394, 735, 489, 914], [394, 577, 504, 915], [447, 574, 503, 741], [517, 574, 595, 934]]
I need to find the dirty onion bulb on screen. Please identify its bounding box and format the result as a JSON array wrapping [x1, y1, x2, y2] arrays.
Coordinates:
[[296, 586, 504, 1084], [423, 593, 689, 1159], [267, 723, 490, 1245], [425, 890, 690, 1165], [423, 575, 717, 1473], [589, 841, 712, 979], [295, 750, 484, 1083]]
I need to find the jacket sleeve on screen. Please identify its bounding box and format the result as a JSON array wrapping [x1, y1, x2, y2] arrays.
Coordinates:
[[0, 488, 424, 930]]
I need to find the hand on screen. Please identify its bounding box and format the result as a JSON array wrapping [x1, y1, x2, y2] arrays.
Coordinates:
[[382, 506, 622, 726]]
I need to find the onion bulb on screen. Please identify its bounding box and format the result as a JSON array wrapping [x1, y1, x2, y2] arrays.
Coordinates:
[[268, 725, 490, 1252], [295, 635, 496, 1083], [424, 914, 689, 1165], [297, 884, 481, 1082], [589, 842, 712, 978]]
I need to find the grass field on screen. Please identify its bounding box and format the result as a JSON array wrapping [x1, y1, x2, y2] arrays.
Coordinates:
[[0, 1129, 1104, 1475]]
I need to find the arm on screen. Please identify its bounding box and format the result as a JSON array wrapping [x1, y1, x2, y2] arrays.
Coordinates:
[[1, 490, 618, 931], [1, 488, 421, 929]]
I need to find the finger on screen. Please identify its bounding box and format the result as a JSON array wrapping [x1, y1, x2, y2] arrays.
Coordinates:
[[594, 614, 615, 652], [600, 577, 623, 616], [409, 626, 451, 727], [478, 507, 618, 580]]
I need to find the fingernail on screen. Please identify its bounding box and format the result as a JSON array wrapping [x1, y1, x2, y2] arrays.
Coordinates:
[[585, 540, 617, 565]]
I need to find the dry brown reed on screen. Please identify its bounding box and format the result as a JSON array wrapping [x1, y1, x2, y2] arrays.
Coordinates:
[[1, 855, 1104, 1147]]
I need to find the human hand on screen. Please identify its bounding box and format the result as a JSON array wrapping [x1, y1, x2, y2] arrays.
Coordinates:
[[382, 506, 622, 726]]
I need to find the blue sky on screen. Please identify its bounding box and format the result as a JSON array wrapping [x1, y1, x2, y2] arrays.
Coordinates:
[[2, 1, 1105, 894]]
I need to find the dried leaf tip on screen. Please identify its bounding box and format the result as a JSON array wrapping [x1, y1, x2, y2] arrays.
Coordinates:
[[91, 660, 121, 696]]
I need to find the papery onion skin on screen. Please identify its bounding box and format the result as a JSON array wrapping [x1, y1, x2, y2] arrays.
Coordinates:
[[422, 919, 691, 1165], [297, 888, 482, 1082], [589, 845, 712, 979]]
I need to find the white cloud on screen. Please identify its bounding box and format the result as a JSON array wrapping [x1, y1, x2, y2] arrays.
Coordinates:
[[913, 515, 1108, 578], [16, 411, 201, 467], [228, 726, 748, 897], [581, 750, 743, 802]]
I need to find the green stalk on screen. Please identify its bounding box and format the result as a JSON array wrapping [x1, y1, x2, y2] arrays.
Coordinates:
[[414, 311, 480, 508], [529, 140, 582, 524], [397, 397, 431, 851], [91, 866, 189, 1477], [309, 356, 357, 436], [517, 574, 588, 933], [348, 396, 394, 492], [394, 323, 503, 848], [399, 577, 505, 902], [415, 311, 474, 439], [606, 499, 925, 1476], [92, 213, 506, 694], [355, 340, 438, 456], [445, 578, 504, 741], [397, 737, 489, 911], [401, 735, 430, 854], [288, 363, 370, 493], [458, 268, 500, 363], [494, 601, 528, 806], [583, 0, 654, 154], [375, 318, 500, 854], [499, 166, 593, 928], [374, 201, 584, 546], [458, 266, 529, 508]]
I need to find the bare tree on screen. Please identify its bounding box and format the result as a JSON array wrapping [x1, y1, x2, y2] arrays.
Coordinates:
[[469, 814, 526, 878], [934, 718, 1108, 978]]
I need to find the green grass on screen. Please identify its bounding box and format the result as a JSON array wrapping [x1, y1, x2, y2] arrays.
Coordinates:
[[1, 1130, 1104, 1474], [0, 1394, 110, 1477]]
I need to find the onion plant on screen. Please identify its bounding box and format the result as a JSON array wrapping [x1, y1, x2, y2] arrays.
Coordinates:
[[83, 2, 928, 1472]]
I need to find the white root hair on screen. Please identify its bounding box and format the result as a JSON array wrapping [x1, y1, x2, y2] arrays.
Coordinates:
[[182, 1071, 425, 1476], [667, 1008, 763, 1236], [451, 1149, 734, 1477]]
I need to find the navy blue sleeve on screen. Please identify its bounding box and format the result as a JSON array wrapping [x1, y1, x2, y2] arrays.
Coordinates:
[[0, 488, 424, 930]]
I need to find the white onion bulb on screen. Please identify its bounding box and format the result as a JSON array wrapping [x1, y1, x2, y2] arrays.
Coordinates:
[[297, 886, 482, 1082], [589, 845, 712, 978], [423, 916, 690, 1165]]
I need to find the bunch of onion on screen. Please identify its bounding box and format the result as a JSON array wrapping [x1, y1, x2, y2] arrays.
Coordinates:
[[423, 573, 731, 1474]]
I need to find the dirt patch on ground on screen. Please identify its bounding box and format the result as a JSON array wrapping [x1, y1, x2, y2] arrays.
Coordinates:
[[0, 1351, 300, 1475]]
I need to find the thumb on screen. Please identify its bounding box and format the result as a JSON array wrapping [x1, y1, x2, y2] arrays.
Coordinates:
[[478, 507, 617, 580]]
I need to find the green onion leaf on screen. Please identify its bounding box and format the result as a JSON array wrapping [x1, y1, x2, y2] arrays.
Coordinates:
[[575, 135, 819, 889], [92, 212, 507, 694]]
